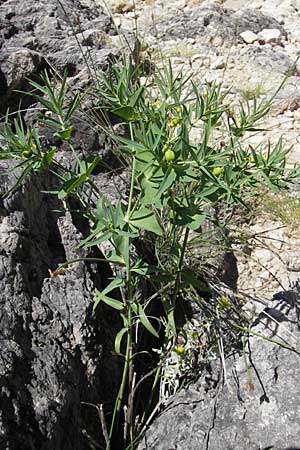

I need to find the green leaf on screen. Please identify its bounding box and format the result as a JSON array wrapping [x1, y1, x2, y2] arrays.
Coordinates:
[[161, 296, 176, 336], [82, 230, 112, 248], [131, 302, 159, 338], [105, 249, 126, 265], [94, 277, 125, 311], [131, 262, 156, 276], [54, 126, 73, 141], [115, 136, 145, 152], [79, 156, 101, 178], [140, 179, 160, 205], [156, 167, 177, 198], [94, 293, 124, 311], [114, 327, 128, 354], [181, 268, 210, 291], [57, 174, 86, 199], [113, 235, 130, 266], [129, 207, 163, 236], [112, 106, 137, 121], [41, 147, 56, 168], [187, 213, 206, 231], [101, 277, 124, 296], [129, 85, 145, 107], [65, 91, 82, 121]]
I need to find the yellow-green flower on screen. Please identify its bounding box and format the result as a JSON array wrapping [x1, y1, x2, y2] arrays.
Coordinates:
[[164, 148, 175, 162], [217, 295, 230, 310], [22, 149, 33, 158], [151, 100, 161, 108], [174, 344, 185, 355], [169, 117, 181, 128], [212, 166, 224, 176]]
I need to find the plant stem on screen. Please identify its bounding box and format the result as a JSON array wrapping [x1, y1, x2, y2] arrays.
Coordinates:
[[140, 226, 190, 428], [173, 226, 190, 301], [69, 141, 81, 166], [107, 147, 137, 450]]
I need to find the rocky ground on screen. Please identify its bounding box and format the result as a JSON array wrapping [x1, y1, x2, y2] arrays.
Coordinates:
[[104, 0, 300, 312]]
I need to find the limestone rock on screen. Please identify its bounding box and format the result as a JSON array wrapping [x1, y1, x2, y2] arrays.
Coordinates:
[[0, 164, 123, 450], [258, 27, 282, 43], [240, 30, 259, 43], [237, 45, 295, 73], [138, 286, 300, 450], [0, 1, 124, 449], [150, 3, 286, 43], [0, 0, 114, 113]]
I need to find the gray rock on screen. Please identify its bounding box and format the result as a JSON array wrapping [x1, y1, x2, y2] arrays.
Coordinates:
[[0, 0, 114, 113], [0, 1, 126, 449], [150, 3, 286, 44], [0, 167, 122, 450], [237, 45, 296, 74], [211, 56, 225, 69], [139, 287, 300, 450]]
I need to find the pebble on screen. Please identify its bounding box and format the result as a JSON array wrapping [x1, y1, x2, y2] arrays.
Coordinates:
[[240, 30, 259, 44], [258, 28, 282, 43], [211, 56, 225, 69]]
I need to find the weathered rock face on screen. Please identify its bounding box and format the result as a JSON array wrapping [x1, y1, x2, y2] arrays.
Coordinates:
[[151, 3, 286, 44], [0, 166, 123, 450], [0, 0, 113, 113], [0, 1, 124, 449], [138, 286, 300, 450]]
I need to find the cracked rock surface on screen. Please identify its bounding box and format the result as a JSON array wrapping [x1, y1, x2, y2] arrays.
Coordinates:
[[138, 287, 300, 450], [0, 1, 122, 449]]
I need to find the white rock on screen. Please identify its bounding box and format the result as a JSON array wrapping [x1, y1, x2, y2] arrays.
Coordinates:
[[258, 28, 282, 43], [211, 56, 225, 70], [170, 57, 185, 65], [278, 115, 294, 129], [240, 30, 259, 44], [191, 54, 211, 67]]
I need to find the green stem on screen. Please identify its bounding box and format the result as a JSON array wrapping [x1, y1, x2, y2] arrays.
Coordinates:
[[172, 226, 190, 302], [126, 156, 136, 220], [107, 308, 132, 449], [141, 226, 190, 427], [69, 141, 81, 166], [106, 145, 137, 450]]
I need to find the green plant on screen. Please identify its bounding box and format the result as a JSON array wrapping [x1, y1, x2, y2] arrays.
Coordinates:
[[0, 58, 299, 450], [261, 191, 300, 232], [240, 82, 266, 101], [165, 42, 200, 59]]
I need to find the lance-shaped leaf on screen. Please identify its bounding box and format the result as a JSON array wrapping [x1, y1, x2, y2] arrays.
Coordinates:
[[131, 302, 159, 338], [94, 277, 125, 311], [128, 206, 163, 236]]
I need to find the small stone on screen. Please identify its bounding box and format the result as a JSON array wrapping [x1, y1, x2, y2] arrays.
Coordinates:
[[170, 56, 185, 65], [286, 255, 300, 272], [113, 17, 121, 27], [278, 116, 294, 129], [240, 30, 259, 44], [258, 28, 282, 44], [211, 36, 223, 47], [211, 56, 225, 69], [191, 54, 211, 67]]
